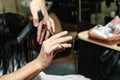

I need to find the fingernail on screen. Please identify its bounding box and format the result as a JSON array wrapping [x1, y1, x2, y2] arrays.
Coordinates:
[[34, 23, 38, 27], [64, 31, 68, 34]]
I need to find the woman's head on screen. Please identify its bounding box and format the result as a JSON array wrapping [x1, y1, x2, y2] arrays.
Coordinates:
[[0, 13, 39, 74]]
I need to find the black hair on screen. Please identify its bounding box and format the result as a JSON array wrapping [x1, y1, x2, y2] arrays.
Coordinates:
[[0, 13, 40, 74]]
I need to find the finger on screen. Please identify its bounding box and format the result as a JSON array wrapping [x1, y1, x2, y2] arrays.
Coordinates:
[[51, 43, 72, 56], [49, 17, 55, 33], [48, 31, 68, 41], [60, 43, 72, 48], [39, 28, 46, 44], [50, 36, 73, 46], [45, 22, 51, 40], [33, 16, 39, 27], [56, 43, 72, 55], [51, 44, 61, 53], [45, 30, 50, 40], [30, 9, 39, 27], [37, 21, 43, 42]]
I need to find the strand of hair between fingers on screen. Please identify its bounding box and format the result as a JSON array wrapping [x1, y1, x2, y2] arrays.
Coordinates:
[[42, 24, 65, 50]]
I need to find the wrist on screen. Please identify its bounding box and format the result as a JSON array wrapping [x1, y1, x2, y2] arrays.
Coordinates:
[[34, 59, 44, 71]]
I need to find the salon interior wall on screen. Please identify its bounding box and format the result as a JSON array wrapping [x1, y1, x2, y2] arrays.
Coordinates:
[[0, 0, 26, 16], [0, 0, 116, 25], [91, 1, 116, 25]]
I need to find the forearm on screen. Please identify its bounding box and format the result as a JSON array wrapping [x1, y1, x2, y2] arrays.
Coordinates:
[[0, 59, 43, 80]]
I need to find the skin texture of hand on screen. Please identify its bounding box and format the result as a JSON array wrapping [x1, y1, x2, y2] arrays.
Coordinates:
[[36, 31, 73, 70], [30, 0, 55, 44], [0, 31, 72, 80]]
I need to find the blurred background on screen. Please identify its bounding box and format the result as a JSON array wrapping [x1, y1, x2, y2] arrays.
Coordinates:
[[0, 0, 116, 25]]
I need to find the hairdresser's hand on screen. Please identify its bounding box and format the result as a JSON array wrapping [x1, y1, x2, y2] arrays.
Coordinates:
[[36, 31, 72, 70], [30, 0, 55, 44]]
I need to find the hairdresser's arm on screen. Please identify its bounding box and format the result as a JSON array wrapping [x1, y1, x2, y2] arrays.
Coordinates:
[[30, 0, 55, 44], [0, 31, 72, 80]]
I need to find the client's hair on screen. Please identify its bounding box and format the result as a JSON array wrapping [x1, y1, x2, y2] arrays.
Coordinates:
[[0, 13, 40, 74]]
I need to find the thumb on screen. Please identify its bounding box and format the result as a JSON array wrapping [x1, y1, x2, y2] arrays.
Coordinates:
[[33, 15, 39, 27]]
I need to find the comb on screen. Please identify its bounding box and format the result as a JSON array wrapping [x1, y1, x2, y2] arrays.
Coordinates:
[[17, 10, 44, 45]]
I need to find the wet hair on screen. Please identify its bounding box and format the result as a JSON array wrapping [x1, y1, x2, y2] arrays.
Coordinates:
[[0, 13, 40, 74]]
